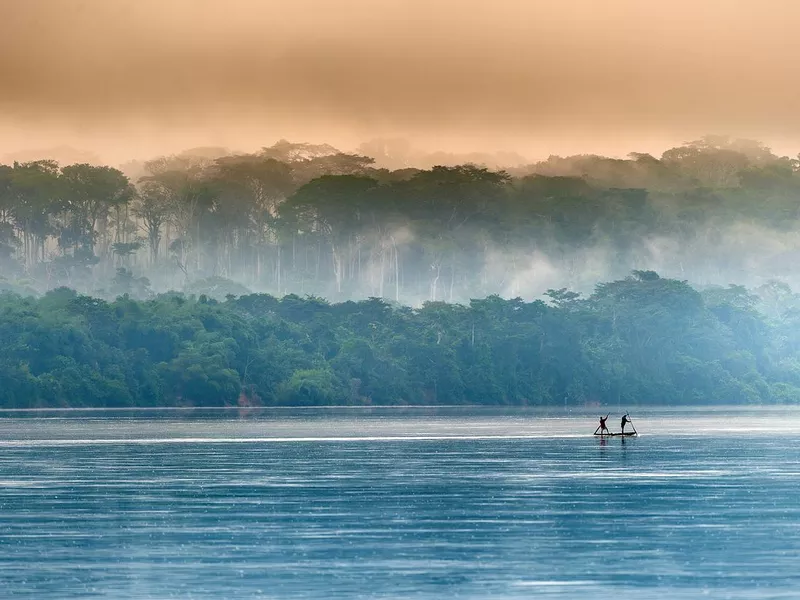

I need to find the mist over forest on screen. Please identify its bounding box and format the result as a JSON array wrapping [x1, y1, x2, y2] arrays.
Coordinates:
[[2, 134, 800, 307], [4, 135, 800, 407]]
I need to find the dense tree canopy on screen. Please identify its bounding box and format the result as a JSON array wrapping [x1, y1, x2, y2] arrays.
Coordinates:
[[3, 137, 800, 407], [2, 271, 800, 408], [3, 136, 800, 304]]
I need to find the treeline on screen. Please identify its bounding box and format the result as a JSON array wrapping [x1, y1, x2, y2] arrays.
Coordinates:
[[3, 271, 800, 408], [3, 136, 800, 303]]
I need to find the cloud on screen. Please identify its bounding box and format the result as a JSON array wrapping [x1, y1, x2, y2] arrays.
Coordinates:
[[3, 0, 800, 161]]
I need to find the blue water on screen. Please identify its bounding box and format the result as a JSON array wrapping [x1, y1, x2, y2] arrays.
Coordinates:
[[1, 407, 800, 599]]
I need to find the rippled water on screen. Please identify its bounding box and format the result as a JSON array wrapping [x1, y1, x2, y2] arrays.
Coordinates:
[[1, 407, 800, 599]]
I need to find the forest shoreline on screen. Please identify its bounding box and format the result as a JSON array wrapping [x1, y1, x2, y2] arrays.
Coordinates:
[[1, 270, 798, 409]]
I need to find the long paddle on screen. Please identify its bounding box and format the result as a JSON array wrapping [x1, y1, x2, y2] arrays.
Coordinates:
[[627, 414, 638, 434]]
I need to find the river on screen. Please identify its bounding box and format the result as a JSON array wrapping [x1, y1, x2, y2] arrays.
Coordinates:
[[1, 407, 799, 599]]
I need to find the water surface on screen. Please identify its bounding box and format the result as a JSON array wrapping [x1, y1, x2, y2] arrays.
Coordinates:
[[1, 407, 799, 599]]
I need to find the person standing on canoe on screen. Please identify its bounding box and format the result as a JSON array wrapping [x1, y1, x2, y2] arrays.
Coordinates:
[[600, 414, 610, 434], [620, 413, 630, 434], [595, 414, 610, 435]]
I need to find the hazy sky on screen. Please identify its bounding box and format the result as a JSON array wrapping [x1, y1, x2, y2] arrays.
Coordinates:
[[2, 0, 800, 164]]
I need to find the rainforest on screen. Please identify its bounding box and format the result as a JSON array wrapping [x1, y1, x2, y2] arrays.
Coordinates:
[[2, 136, 800, 407]]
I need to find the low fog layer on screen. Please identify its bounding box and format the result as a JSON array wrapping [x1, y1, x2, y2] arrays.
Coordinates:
[[2, 136, 800, 308]]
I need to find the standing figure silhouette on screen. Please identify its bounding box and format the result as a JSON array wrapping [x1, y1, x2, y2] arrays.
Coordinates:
[[595, 414, 610, 435], [621, 413, 630, 434]]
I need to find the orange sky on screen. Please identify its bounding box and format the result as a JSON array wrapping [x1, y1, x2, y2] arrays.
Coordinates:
[[2, 0, 800, 164]]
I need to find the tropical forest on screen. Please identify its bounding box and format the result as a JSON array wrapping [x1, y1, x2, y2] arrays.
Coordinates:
[[2, 135, 800, 408]]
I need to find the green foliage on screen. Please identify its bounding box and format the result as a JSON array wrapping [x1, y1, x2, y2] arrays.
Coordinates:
[[6, 137, 800, 305], [277, 368, 345, 406], [1, 272, 800, 407], [7, 138, 800, 407]]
